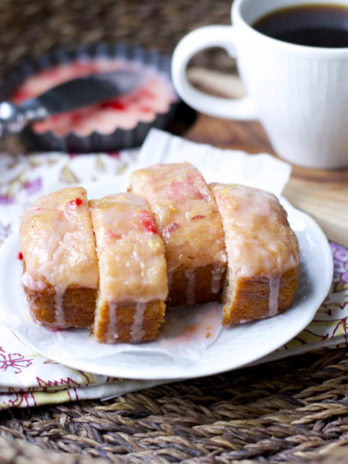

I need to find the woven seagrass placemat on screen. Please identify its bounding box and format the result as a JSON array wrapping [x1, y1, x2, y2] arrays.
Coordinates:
[[1, 348, 348, 463], [1, 1, 348, 463]]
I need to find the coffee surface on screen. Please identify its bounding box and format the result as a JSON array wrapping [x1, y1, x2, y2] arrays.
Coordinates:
[[253, 4, 348, 48]]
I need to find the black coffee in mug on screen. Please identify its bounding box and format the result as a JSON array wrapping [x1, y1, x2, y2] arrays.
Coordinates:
[[253, 4, 348, 48]]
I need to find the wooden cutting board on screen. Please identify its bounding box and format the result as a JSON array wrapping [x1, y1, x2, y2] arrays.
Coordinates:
[[184, 68, 348, 248]]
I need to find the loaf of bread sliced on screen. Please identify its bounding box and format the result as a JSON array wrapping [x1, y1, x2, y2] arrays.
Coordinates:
[[90, 193, 168, 343], [129, 162, 227, 306], [20, 187, 99, 329], [210, 183, 300, 326]]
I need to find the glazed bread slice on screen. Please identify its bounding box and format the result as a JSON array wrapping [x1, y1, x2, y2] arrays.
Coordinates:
[[90, 193, 168, 343], [20, 187, 99, 329], [211, 183, 300, 326], [129, 162, 226, 306]]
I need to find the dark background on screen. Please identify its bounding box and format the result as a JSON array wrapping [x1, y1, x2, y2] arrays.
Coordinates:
[[0, 0, 235, 85]]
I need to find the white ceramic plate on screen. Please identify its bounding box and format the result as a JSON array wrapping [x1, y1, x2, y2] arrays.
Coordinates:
[[0, 181, 333, 380]]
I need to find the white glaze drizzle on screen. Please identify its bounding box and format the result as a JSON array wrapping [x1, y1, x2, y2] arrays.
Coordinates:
[[211, 183, 300, 278], [185, 269, 196, 306], [21, 272, 47, 292], [106, 303, 118, 343], [130, 164, 226, 273], [130, 302, 146, 343], [54, 286, 66, 327], [211, 265, 225, 294], [268, 278, 280, 317]]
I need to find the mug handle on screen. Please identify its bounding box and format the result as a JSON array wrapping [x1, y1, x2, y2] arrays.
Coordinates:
[[172, 25, 257, 120]]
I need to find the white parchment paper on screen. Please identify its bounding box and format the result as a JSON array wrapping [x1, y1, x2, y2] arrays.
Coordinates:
[[127, 129, 291, 196]]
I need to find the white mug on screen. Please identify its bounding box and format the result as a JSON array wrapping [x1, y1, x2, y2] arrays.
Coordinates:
[[172, 0, 348, 169]]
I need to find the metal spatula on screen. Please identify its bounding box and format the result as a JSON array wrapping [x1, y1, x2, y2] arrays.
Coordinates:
[[0, 70, 142, 135]]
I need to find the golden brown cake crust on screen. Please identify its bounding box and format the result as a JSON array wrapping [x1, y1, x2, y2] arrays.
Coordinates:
[[167, 263, 226, 307], [222, 268, 300, 326], [211, 183, 301, 326], [94, 301, 166, 343], [24, 285, 97, 329]]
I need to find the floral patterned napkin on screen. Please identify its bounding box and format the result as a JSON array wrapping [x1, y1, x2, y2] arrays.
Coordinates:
[[0, 149, 346, 410]]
